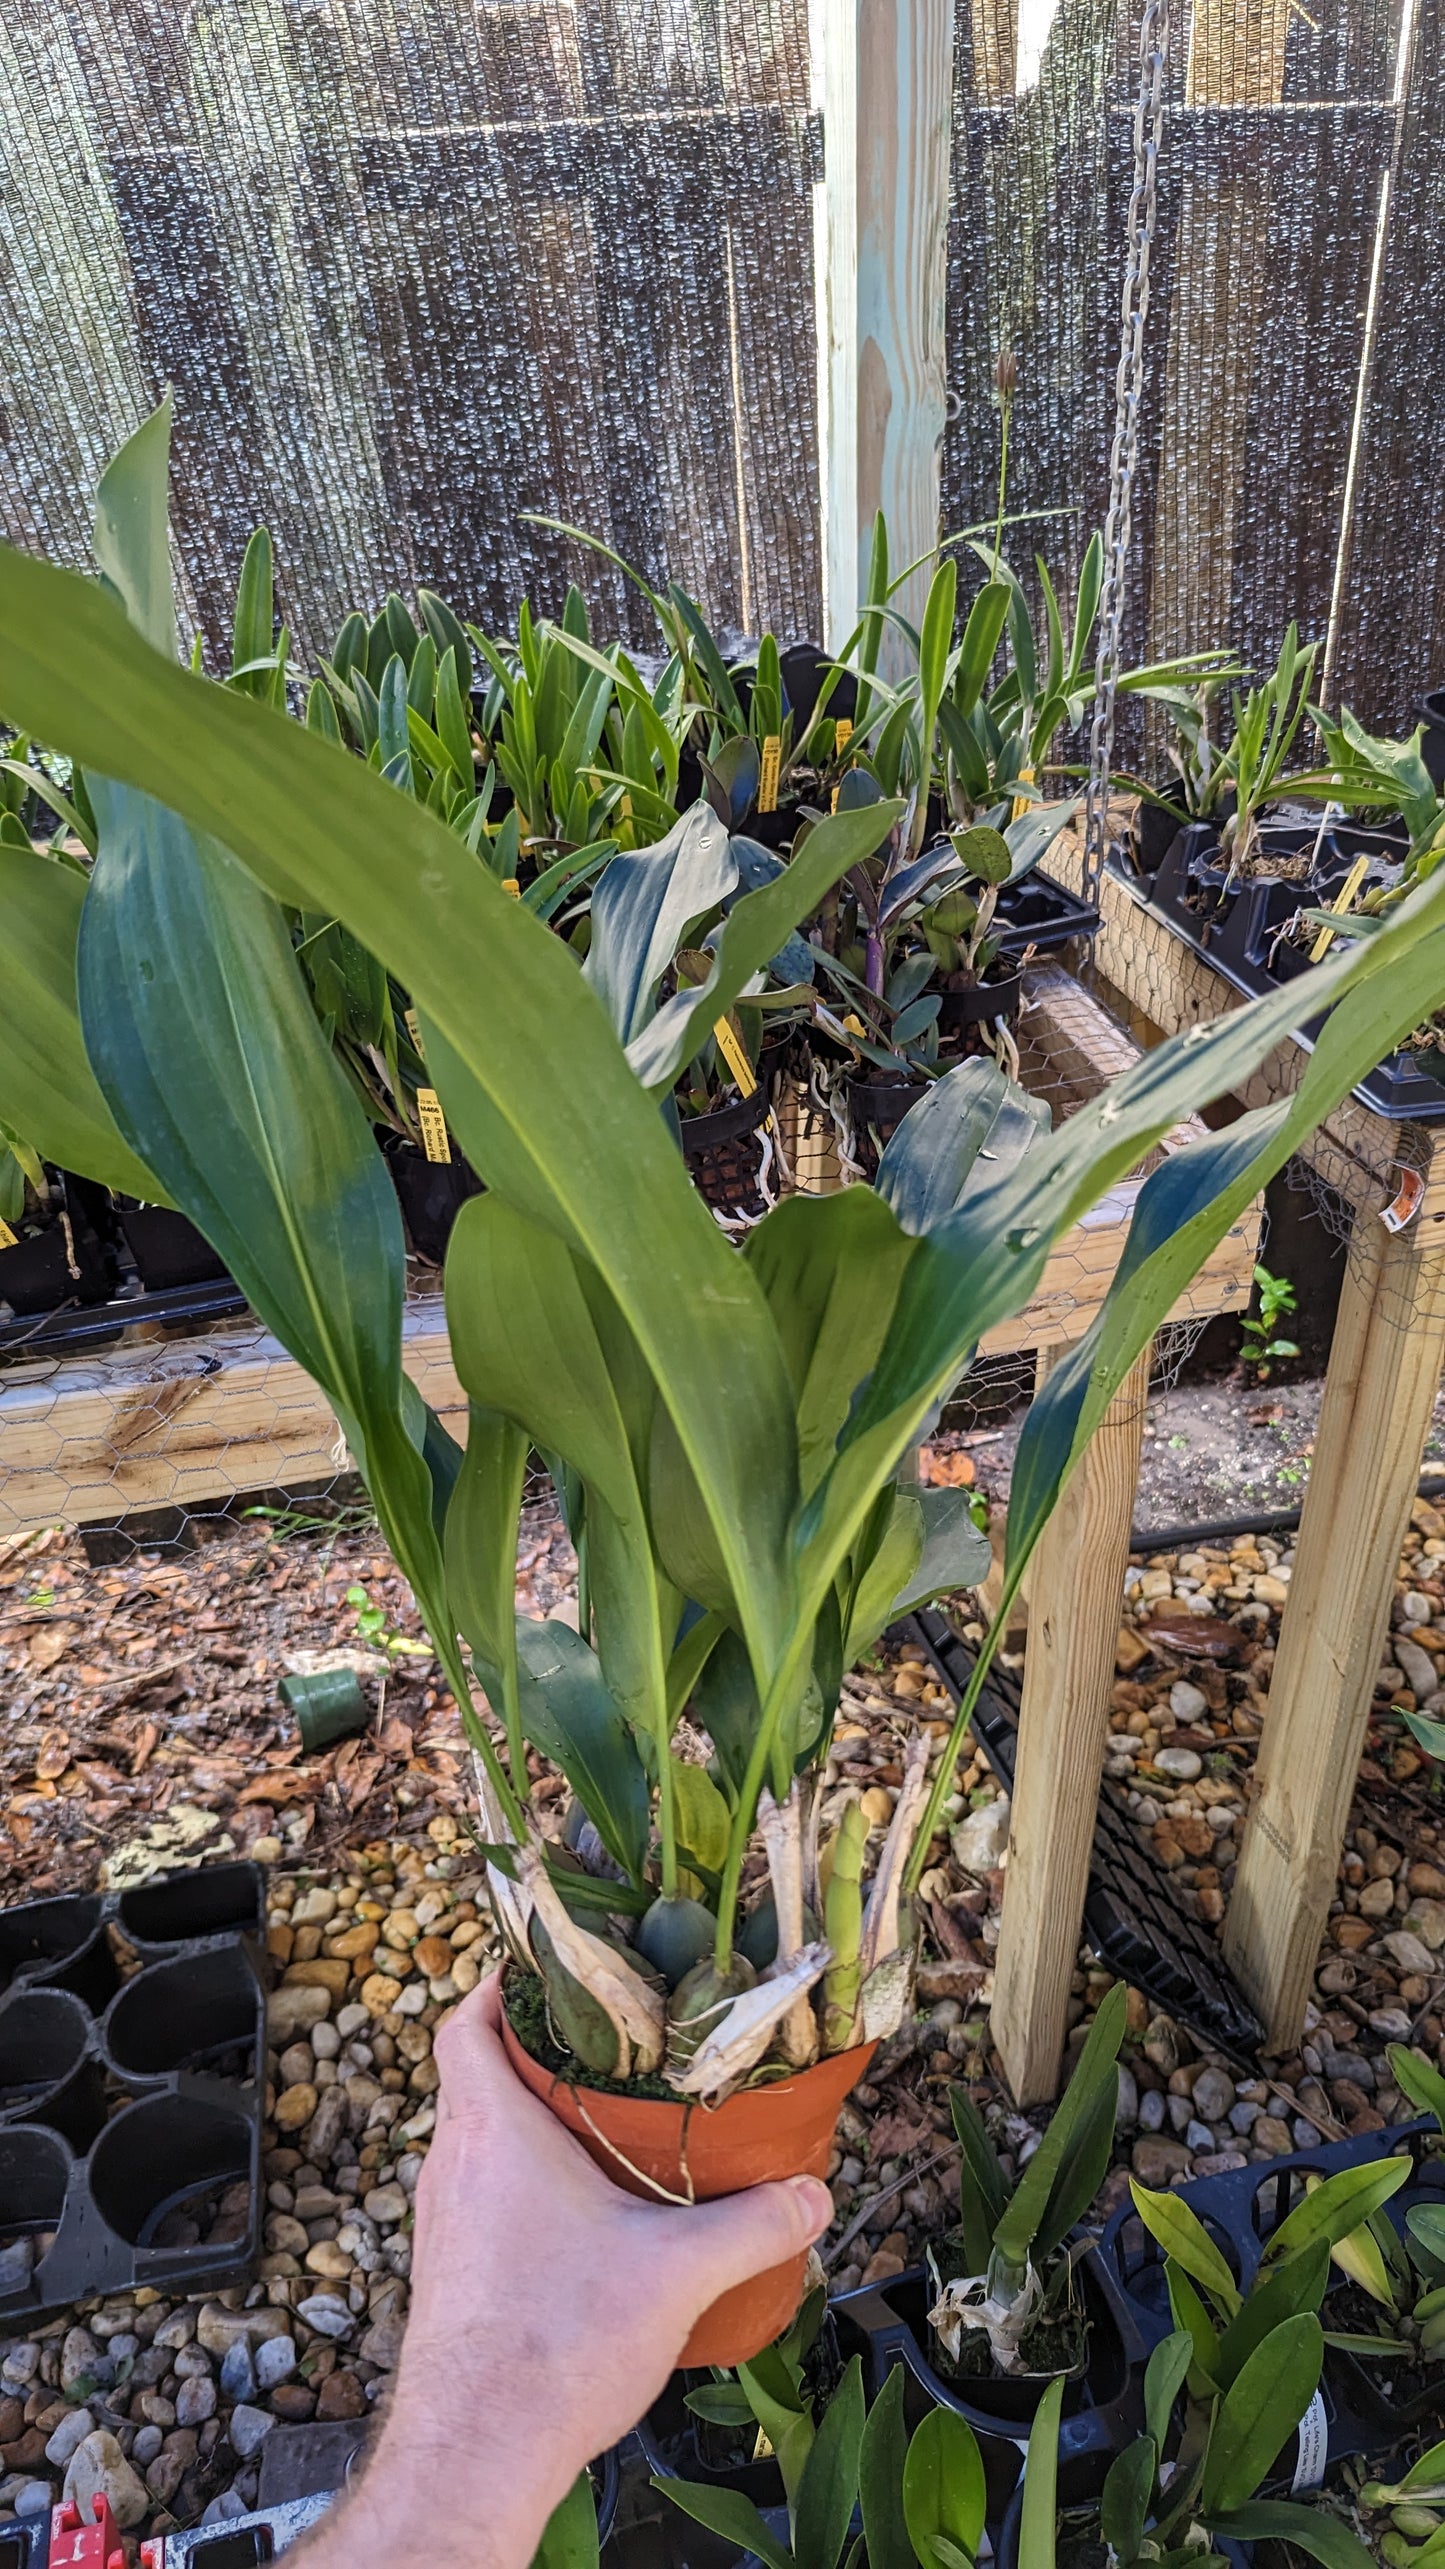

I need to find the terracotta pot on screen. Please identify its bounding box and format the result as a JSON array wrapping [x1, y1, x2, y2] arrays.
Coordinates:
[[501, 2017, 875, 2365]]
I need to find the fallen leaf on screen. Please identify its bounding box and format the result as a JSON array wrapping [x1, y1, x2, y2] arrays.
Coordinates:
[[867, 2106, 933, 2159], [130, 1721, 160, 1776], [34, 1728, 71, 1781], [28, 1628, 72, 1672]]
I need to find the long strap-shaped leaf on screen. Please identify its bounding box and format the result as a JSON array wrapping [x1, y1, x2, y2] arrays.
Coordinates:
[[72, 417, 519, 1832], [0, 548, 810, 1689], [0, 842, 165, 1199]]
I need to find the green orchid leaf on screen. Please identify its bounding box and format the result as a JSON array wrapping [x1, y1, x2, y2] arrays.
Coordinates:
[[795, 2356, 864, 2569], [514, 1617, 651, 1886], [1131, 2184, 1241, 2318], [995, 1983, 1127, 2268], [875, 1059, 1050, 1238], [0, 844, 166, 1199], [1200, 2314, 1324, 2516], [583, 804, 738, 1045], [1261, 2156, 1410, 2269], [1209, 2502, 1374, 2568], [1017, 2377, 1062, 2569], [902, 2404, 986, 2569], [1100, 2436, 1155, 2566], [653, 2481, 791, 2569], [858, 2367, 910, 2569]]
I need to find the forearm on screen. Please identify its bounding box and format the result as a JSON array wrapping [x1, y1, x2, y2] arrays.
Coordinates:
[[291, 2399, 563, 2569]]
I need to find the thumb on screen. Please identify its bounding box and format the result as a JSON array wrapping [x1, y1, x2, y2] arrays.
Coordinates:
[[653, 2175, 834, 2309]]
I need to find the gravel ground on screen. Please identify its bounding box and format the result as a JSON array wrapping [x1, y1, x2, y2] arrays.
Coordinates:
[[2, 1466, 1445, 2544]]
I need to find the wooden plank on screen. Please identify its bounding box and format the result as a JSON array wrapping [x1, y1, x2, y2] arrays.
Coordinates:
[[1044, 834, 1419, 1217], [0, 958, 1256, 1538], [1224, 1213, 1445, 2046], [0, 1306, 466, 1542], [818, 0, 954, 658], [991, 1344, 1154, 2104]]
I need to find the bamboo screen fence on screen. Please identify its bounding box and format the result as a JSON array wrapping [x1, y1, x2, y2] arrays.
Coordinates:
[[3, 0, 1443, 719]]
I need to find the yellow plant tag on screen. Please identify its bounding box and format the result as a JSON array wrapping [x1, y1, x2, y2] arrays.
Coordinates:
[[416, 1087, 452, 1164], [0, 1219, 16, 1250], [758, 734, 782, 814], [1010, 762, 1037, 824], [834, 717, 853, 755], [501, 877, 521, 899], [1310, 852, 1370, 960], [404, 1007, 424, 1058], [713, 1015, 757, 1097]]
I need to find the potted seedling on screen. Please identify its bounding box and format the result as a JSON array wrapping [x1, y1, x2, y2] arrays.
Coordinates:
[[1125, 2152, 1411, 2492], [1000, 2326, 1374, 2568], [657, 2353, 987, 2569], [1303, 2046, 1445, 2430], [14, 404, 1445, 2382], [1358, 2437, 1445, 2567], [921, 1986, 1128, 2404]]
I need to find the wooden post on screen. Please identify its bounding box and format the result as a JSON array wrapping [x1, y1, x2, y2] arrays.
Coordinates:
[[1225, 1214, 1445, 2048], [815, 0, 954, 662], [991, 1344, 1153, 2106]]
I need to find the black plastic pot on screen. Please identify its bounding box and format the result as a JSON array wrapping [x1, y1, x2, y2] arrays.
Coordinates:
[[848, 1072, 929, 1145], [778, 644, 858, 734], [0, 1179, 114, 1317], [381, 1131, 484, 1264], [0, 1861, 266, 2320], [1128, 799, 1190, 884], [936, 968, 1027, 1032], [116, 1200, 230, 1291], [679, 1086, 770, 1160], [830, 2251, 1147, 2531]]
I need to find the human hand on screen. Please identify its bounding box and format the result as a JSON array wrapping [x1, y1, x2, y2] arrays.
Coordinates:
[[301, 1971, 833, 2569]]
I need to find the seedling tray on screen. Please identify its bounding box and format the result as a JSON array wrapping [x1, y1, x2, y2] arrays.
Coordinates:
[[1106, 824, 1445, 1124], [831, 2247, 1147, 2531], [0, 1860, 266, 2320], [1097, 2121, 1428, 2474], [905, 1612, 1265, 2058], [992, 871, 1100, 960]]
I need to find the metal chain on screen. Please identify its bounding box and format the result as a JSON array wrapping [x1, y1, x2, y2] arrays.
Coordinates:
[[1081, 0, 1172, 899]]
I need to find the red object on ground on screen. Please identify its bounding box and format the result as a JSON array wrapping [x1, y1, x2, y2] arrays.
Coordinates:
[[49, 2496, 126, 2569], [501, 2012, 874, 2366]]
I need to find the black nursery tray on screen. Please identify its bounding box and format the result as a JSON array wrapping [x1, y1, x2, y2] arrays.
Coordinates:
[[1106, 823, 1445, 1125], [904, 1612, 1265, 2058], [0, 1861, 267, 2320], [831, 2248, 1148, 2531], [992, 870, 1100, 961]]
